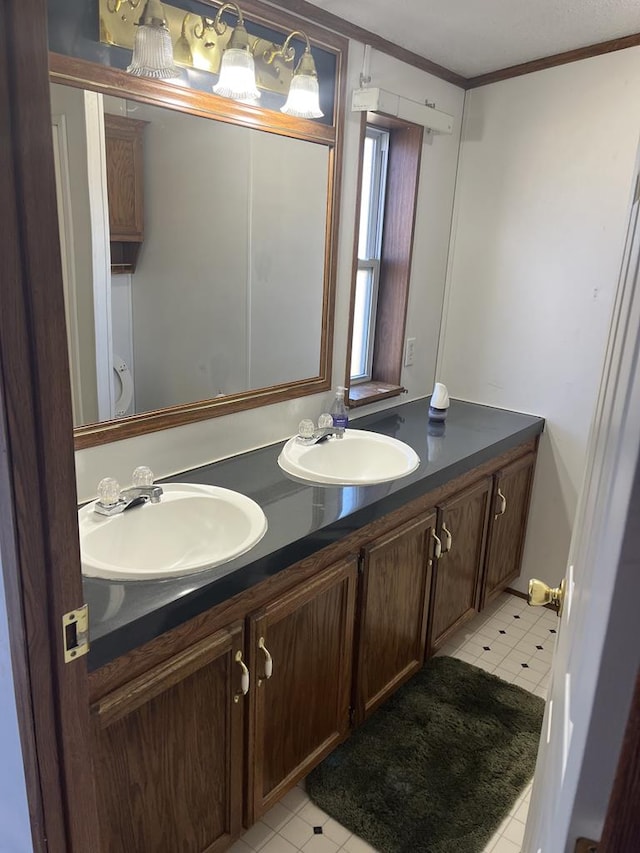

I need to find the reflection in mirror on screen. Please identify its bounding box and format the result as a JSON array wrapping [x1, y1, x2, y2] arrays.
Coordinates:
[[50, 82, 329, 429]]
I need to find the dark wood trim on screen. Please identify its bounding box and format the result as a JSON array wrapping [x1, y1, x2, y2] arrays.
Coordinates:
[[262, 0, 466, 88], [348, 381, 405, 408], [505, 587, 529, 601], [321, 34, 348, 407], [599, 669, 640, 852], [92, 624, 242, 728], [465, 32, 640, 89], [345, 112, 423, 398], [370, 112, 423, 386], [50, 53, 337, 145], [0, 356, 48, 849], [0, 2, 101, 850], [74, 354, 331, 449], [89, 438, 537, 701]]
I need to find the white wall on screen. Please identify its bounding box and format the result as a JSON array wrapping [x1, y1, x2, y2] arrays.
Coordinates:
[[0, 552, 33, 853], [75, 44, 465, 502], [438, 47, 640, 592], [50, 84, 100, 425], [130, 105, 250, 408], [110, 273, 135, 417], [249, 132, 327, 389]]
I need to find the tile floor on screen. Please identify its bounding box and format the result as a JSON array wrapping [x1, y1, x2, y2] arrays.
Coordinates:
[[233, 592, 558, 853]]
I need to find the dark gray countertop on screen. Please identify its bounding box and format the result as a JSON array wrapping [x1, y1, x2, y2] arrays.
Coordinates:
[[83, 398, 544, 669]]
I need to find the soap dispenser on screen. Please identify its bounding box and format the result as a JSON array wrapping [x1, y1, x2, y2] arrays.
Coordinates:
[[330, 386, 349, 431]]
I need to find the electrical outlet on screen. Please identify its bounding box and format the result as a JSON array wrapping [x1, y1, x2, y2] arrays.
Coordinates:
[[404, 337, 416, 366]]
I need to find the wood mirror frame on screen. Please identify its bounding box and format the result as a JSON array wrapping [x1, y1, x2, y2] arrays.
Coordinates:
[[48, 0, 347, 450]]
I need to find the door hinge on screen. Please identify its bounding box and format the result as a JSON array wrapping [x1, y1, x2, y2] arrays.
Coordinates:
[[63, 604, 89, 663]]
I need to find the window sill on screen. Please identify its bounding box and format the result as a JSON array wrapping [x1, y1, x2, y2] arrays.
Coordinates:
[[348, 382, 405, 409]]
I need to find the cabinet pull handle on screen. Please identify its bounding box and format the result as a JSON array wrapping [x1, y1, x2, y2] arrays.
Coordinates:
[[234, 650, 249, 702], [258, 636, 273, 685], [432, 531, 442, 559], [495, 488, 507, 519], [441, 522, 453, 553]]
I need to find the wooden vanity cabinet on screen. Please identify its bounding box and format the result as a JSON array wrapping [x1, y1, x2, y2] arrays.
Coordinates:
[[354, 511, 437, 723], [246, 557, 357, 823], [87, 438, 540, 850], [429, 477, 492, 651], [90, 620, 245, 853], [481, 452, 537, 607]]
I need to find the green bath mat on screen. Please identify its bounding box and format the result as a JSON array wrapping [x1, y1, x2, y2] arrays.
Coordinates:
[[306, 656, 544, 853]]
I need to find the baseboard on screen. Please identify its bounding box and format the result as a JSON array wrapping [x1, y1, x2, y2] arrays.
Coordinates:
[[506, 587, 556, 612]]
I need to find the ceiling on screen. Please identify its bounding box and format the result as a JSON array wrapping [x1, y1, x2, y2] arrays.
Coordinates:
[[302, 0, 640, 78]]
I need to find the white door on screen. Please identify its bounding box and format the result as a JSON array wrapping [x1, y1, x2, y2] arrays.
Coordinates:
[[524, 164, 640, 852]]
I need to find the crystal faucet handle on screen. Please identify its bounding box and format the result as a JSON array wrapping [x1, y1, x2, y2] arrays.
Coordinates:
[[298, 419, 315, 438], [97, 477, 121, 507], [317, 413, 333, 429], [132, 466, 155, 487]]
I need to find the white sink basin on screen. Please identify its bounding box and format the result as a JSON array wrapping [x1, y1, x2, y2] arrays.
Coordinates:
[[78, 483, 267, 580], [278, 429, 420, 485]]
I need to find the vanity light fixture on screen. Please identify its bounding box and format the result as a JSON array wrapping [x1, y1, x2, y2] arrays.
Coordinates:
[[264, 30, 323, 119], [173, 13, 194, 66], [103, 1, 323, 116], [197, 3, 260, 102], [111, 0, 181, 78]]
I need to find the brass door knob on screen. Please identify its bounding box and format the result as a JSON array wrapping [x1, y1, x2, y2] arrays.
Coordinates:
[[528, 578, 566, 616]]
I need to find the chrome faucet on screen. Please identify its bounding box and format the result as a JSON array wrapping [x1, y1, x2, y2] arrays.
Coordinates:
[[94, 467, 163, 516], [296, 425, 345, 446]]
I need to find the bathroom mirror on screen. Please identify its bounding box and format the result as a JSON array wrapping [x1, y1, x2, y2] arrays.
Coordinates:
[[47, 4, 346, 449]]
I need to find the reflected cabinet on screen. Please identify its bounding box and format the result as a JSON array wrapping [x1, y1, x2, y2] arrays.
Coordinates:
[[104, 113, 146, 273]]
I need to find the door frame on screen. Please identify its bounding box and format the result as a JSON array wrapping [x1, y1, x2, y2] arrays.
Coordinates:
[[0, 2, 101, 851], [2, 2, 640, 853]]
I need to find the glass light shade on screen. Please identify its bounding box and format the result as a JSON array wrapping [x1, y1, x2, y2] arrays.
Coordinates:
[[127, 21, 181, 79], [213, 48, 260, 101], [173, 34, 193, 67], [281, 52, 323, 119]]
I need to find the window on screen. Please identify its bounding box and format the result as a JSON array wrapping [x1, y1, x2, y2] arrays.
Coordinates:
[[346, 113, 423, 407], [351, 127, 389, 382]]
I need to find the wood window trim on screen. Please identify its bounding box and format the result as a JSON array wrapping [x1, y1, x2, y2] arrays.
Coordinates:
[[345, 111, 423, 408]]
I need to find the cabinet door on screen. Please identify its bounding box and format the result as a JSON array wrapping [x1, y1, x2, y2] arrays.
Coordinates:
[[104, 113, 146, 240], [482, 452, 536, 606], [247, 557, 357, 822], [91, 622, 245, 853], [355, 511, 437, 723], [429, 478, 491, 651]]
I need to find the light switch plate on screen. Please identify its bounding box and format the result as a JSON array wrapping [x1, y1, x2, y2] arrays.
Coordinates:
[[404, 337, 416, 366]]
